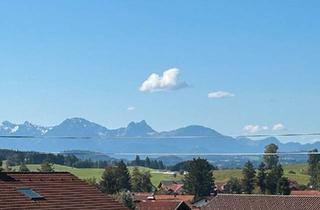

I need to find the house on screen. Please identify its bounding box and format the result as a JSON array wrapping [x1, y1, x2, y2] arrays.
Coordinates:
[[0, 172, 128, 210], [158, 180, 184, 194], [133, 193, 193, 210], [201, 194, 320, 210]]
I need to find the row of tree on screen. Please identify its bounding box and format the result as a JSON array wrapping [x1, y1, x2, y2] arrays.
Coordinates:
[[0, 148, 124, 169], [129, 155, 166, 170], [99, 161, 153, 194], [99, 158, 214, 208], [0, 160, 55, 172], [224, 144, 291, 195], [224, 145, 320, 195], [170, 159, 217, 173]]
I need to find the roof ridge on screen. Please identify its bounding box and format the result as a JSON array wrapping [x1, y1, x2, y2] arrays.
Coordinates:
[[218, 194, 320, 198], [2, 172, 71, 174]]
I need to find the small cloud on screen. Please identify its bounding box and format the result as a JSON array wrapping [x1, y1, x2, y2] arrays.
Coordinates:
[[243, 123, 286, 133], [208, 91, 235, 99], [127, 106, 136, 111], [272, 123, 285, 131], [139, 68, 189, 92], [243, 125, 269, 133]]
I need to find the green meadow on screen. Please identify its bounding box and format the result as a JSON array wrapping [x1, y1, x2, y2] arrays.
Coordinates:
[[13, 163, 310, 186], [12, 164, 182, 186], [214, 163, 309, 185]]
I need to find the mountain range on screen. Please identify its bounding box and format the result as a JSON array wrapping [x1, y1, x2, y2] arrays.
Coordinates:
[[0, 117, 225, 138], [1, 117, 320, 154]]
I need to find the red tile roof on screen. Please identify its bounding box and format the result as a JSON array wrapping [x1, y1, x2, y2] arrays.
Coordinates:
[[159, 181, 184, 193], [137, 200, 191, 210], [0, 172, 128, 210], [155, 194, 194, 202], [133, 193, 194, 203], [202, 194, 320, 210], [291, 190, 320, 196]]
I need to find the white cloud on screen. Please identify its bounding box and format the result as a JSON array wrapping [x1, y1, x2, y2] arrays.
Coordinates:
[[243, 123, 286, 133], [208, 91, 235, 98], [139, 68, 188, 92], [272, 123, 285, 131], [127, 106, 136, 111], [243, 125, 269, 133]]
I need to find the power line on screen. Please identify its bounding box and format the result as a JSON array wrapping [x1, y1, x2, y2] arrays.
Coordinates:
[[104, 152, 320, 156], [1, 132, 320, 139], [238, 133, 320, 138]]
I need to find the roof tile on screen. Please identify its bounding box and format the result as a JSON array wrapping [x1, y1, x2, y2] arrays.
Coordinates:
[[0, 172, 128, 210]]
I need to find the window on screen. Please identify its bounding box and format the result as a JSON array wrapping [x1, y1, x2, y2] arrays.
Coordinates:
[[17, 188, 44, 200]]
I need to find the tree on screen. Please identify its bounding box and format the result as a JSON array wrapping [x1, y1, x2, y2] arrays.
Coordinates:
[[183, 158, 214, 199], [259, 144, 289, 195], [131, 167, 141, 192], [242, 161, 256, 194], [263, 144, 279, 169], [145, 157, 151, 168], [116, 161, 131, 191], [134, 155, 141, 166], [84, 177, 99, 188], [38, 161, 54, 172], [160, 160, 165, 169], [257, 162, 267, 194], [265, 164, 283, 195], [2, 160, 13, 172], [277, 177, 291, 195], [131, 167, 153, 192], [19, 163, 30, 172], [224, 177, 242, 194], [308, 149, 320, 189], [100, 167, 118, 194], [140, 172, 153, 192], [113, 191, 135, 210], [64, 155, 78, 167], [100, 161, 131, 194]]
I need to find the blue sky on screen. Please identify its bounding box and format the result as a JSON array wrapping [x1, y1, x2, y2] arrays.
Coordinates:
[[0, 0, 319, 139]]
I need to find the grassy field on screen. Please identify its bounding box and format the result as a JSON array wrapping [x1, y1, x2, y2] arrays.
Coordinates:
[[214, 163, 309, 185], [13, 163, 310, 186], [12, 164, 182, 186]]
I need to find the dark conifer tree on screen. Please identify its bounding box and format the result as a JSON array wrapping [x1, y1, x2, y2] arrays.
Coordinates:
[[242, 161, 256, 194], [19, 163, 30, 172], [308, 149, 320, 189], [183, 158, 214, 199], [257, 162, 267, 194], [38, 161, 54, 172], [224, 177, 242, 194]]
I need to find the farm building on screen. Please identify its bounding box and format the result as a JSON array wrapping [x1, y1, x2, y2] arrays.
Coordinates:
[[0, 172, 127, 210], [158, 180, 184, 194], [133, 192, 199, 210]]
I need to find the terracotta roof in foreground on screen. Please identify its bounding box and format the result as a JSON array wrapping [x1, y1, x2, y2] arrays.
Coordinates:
[[202, 194, 320, 210], [0, 172, 128, 210], [291, 190, 320, 196]]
